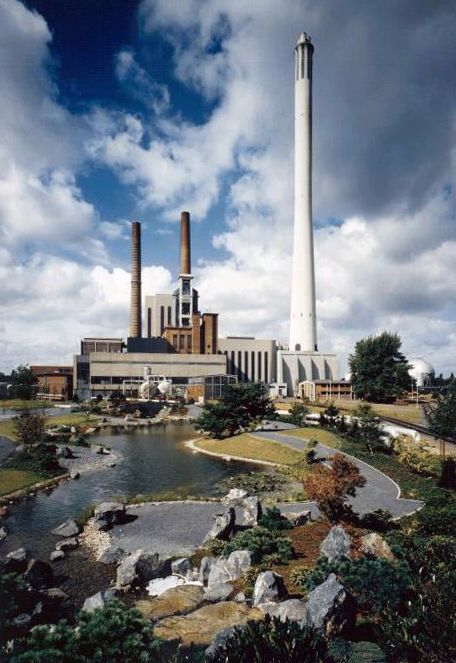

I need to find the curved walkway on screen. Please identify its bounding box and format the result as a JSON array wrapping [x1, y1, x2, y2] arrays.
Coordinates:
[[252, 431, 423, 518]]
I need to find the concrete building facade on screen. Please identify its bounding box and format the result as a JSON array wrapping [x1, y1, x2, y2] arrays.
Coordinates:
[[218, 337, 277, 384], [277, 350, 339, 397]]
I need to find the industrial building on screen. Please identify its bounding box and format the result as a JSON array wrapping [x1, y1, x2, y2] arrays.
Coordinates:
[[73, 33, 339, 401]]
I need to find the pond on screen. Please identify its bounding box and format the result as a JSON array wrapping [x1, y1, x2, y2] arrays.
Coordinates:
[[1, 423, 249, 558]]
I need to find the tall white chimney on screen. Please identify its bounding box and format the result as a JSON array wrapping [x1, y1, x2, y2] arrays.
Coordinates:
[[289, 32, 317, 352]]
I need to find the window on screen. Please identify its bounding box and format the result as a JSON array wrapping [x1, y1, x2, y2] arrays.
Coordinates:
[[173, 334, 178, 348], [160, 306, 165, 334], [179, 335, 185, 350], [264, 352, 269, 383], [251, 351, 255, 381], [182, 279, 191, 295], [237, 351, 242, 380], [167, 306, 172, 325], [182, 302, 190, 314], [258, 352, 262, 381], [147, 308, 152, 337], [244, 351, 249, 381]]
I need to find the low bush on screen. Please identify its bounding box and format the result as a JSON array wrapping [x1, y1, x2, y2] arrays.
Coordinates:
[[305, 556, 411, 612], [223, 526, 294, 564], [205, 615, 327, 663], [289, 566, 313, 593], [393, 435, 438, 477], [11, 600, 164, 663], [258, 506, 293, 531]]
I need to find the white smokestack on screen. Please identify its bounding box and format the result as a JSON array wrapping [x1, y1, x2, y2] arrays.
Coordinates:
[[289, 32, 318, 352]]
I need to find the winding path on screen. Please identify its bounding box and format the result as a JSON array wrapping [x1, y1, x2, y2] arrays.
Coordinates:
[[252, 430, 423, 518]]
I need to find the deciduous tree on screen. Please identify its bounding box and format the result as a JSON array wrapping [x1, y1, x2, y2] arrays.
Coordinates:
[[304, 453, 366, 522], [349, 332, 410, 402]]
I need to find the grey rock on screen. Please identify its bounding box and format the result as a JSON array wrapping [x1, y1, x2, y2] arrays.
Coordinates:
[[50, 550, 65, 562], [259, 598, 307, 623], [222, 488, 248, 505], [13, 613, 31, 629], [52, 519, 80, 538], [69, 470, 80, 480], [205, 625, 246, 659], [286, 510, 312, 527], [107, 462, 116, 468], [97, 546, 126, 564], [82, 589, 116, 613], [55, 537, 78, 552], [253, 571, 287, 606], [4, 547, 28, 572], [116, 549, 169, 590], [204, 582, 233, 603], [70, 426, 77, 434], [243, 496, 263, 526], [93, 501, 126, 531], [203, 507, 235, 544], [23, 559, 54, 589], [41, 588, 69, 601], [0, 525, 7, 542], [320, 525, 351, 562], [207, 550, 252, 587], [171, 557, 191, 576], [57, 446, 74, 459], [234, 592, 246, 603], [303, 573, 354, 634], [198, 556, 216, 585]]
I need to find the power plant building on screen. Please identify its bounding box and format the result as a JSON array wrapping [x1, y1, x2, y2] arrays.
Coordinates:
[[73, 33, 338, 400]]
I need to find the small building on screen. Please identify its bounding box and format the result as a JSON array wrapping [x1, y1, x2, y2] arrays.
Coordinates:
[[268, 383, 288, 399], [277, 350, 339, 397], [31, 365, 73, 400], [187, 374, 237, 402], [299, 379, 352, 402]]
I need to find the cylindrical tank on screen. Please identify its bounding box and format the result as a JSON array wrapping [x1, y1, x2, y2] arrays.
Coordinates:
[[408, 358, 435, 387]]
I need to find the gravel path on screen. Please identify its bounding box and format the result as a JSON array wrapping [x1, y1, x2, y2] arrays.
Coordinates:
[[108, 501, 225, 557], [59, 445, 122, 475], [253, 431, 423, 518]]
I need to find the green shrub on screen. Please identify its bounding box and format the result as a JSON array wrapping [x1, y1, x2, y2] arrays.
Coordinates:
[[358, 509, 395, 533], [305, 556, 411, 611], [258, 506, 293, 530], [223, 526, 294, 564], [393, 435, 438, 477], [288, 402, 309, 427], [289, 566, 313, 593], [205, 615, 327, 663], [11, 600, 163, 663], [415, 494, 456, 536]]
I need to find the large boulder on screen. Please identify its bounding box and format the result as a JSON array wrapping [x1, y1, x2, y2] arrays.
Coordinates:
[[242, 496, 263, 526], [97, 546, 127, 565], [203, 508, 236, 544], [259, 598, 307, 623], [23, 559, 54, 589], [204, 582, 233, 603], [207, 551, 252, 587], [52, 519, 80, 538], [136, 585, 205, 621], [82, 589, 116, 613], [4, 548, 28, 573], [153, 601, 262, 647], [171, 557, 191, 577], [320, 526, 352, 562], [93, 502, 126, 531], [50, 550, 65, 562], [253, 571, 287, 606], [222, 489, 248, 506], [199, 556, 216, 585], [116, 550, 170, 590], [361, 533, 394, 561], [285, 510, 312, 527], [303, 573, 355, 634], [55, 537, 78, 552]]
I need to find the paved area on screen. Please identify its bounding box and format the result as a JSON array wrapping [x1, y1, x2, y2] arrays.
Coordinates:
[[108, 501, 225, 557], [253, 431, 423, 518]]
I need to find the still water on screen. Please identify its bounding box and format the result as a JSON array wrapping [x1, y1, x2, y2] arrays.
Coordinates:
[[2, 423, 248, 558]]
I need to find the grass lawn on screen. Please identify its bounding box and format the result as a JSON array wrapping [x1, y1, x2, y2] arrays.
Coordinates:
[[0, 399, 53, 409], [0, 413, 98, 441], [195, 433, 306, 466], [0, 468, 43, 496], [277, 400, 423, 426], [279, 427, 342, 449]]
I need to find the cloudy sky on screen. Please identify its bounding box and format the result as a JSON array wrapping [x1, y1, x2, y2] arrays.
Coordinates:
[[1, 0, 455, 375]]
